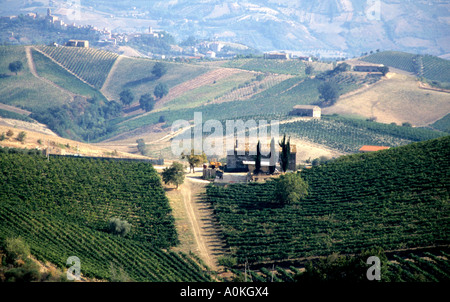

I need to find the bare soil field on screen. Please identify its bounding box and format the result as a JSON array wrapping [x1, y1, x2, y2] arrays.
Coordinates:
[[323, 72, 450, 127]]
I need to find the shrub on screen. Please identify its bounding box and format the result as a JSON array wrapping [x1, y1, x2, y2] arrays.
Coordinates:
[[275, 172, 309, 205], [108, 218, 132, 237], [4, 237, 30, 265]]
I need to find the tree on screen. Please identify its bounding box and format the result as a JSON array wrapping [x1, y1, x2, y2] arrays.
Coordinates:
[[4, 237, 30, 264], [108, 217, 132, 237], [119, 89, 134, 106], [154, 83, 169, 99], [181, 149, 207, 173], [305, 64, 314, 75], [378, 65, 389, 76], [8, 61, 23, 75], [318, 81, 339, 106], [152, 62, 167, 79], [279, 134, 290, 172], [161, 162, 186, 189], [139, 93, 155, 112], [275, 172, 309, 205], [16, 131, 26, 143], [136, 138, 146, 155], [6, 129, 14, 137], [254, 141, 262, 174]]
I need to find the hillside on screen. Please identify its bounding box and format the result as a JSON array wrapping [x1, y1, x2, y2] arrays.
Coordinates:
[[1, 44, 449, 163], [5, 0, 449, 58], [0, 149, 212, 281], [322, 72, 450, 127], [206, 136, 450, 265], [361, 51, 450, 89]]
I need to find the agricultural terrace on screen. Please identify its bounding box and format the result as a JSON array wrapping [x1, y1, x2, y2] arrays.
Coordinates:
[[206, 136, 450, 264], [0, 150, 211, 281], [37, 45, 119, 89]]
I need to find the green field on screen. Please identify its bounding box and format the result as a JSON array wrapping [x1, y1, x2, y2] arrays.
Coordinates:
[[206, 136, 450, 264], [0, 46, 72, 110], [0, 149, 211, 281], [101, 56, 210, 104]]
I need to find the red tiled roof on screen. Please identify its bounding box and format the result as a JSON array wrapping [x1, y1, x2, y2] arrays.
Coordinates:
[[359, 145, 390, 152]]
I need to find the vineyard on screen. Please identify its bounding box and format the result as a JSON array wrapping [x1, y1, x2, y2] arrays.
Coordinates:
[[279, 115, 448, 153], [228, 250, 450, 282], [0, 149, 211, 281], [362, 51, 450, 86], [361, 51, 418, 73], [30, 48, 106, 102], [36, 45, 119, 89], [206, 136, 450, 264]]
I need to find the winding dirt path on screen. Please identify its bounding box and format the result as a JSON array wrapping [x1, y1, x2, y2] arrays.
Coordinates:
[[25, 46, 76, 102]]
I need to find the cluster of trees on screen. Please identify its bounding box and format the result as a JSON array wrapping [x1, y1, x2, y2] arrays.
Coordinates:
[[0, 237, 67, 282], [31, 96, 122, 141], [119, 62, 169, 112], [0, 130, 26, 143]]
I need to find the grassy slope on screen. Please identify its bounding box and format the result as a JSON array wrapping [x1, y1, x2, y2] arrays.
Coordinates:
[[31, 48, 107, 102], [206, 136, 450, 264], [101, 56, 211, 104], [0, 46, 71, 110]]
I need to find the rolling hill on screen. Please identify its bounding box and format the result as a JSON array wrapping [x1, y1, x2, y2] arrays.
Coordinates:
[[0, 148, 212, 281], [206, 136, 450, 264]]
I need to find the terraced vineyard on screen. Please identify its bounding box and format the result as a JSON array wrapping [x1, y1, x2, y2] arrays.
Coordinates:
[[206, 136, 450, 264], [36, 45, 119, 89], [0, 149, 211, 281], [279, 115, 448, 153], [229, 250, 450, 282], [362, 51, 417, 73], [362, 51, 450, 86]]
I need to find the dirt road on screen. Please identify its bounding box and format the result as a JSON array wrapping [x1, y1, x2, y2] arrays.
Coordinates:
[[179, 174, 226, 272]]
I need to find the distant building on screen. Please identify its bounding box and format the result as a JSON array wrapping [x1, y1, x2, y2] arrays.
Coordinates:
[[289, 105, 321, 118], [211, 42, 224, 53], [264, 52, 290, 60], [352, 63, 384, 72], [66, 40, 89, 48], [358, 145, 390, 153], [298, 56, 312, 62], [206, 51, 216, 58]]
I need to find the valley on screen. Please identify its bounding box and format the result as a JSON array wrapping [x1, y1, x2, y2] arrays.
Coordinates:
[[0, 39, 449, 285]]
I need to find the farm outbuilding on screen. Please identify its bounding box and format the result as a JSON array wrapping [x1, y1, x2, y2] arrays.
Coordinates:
[[289, 105, 321, 118], [66, 40, 89, 48], [352, 63, 384, 72], [359, 145, 390, 152]]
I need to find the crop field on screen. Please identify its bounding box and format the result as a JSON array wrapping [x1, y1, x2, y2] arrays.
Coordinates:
[[229, 250, 450, 282], [0, 150, 211, 281], [31, 48, 107, 101], [280, 115, 448, 153], [362, 51, 418, 73], [206, 136, 450, 264], [37, 45, 119, 89]]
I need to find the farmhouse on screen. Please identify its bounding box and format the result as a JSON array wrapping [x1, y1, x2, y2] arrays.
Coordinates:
[[289, 105, 321, 118], [359, 145, 390, 153], [226, 142, 297, 172], [264, 52, 290, 60], [352, 63, 384, 72], [66, 40, 89, 48]]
